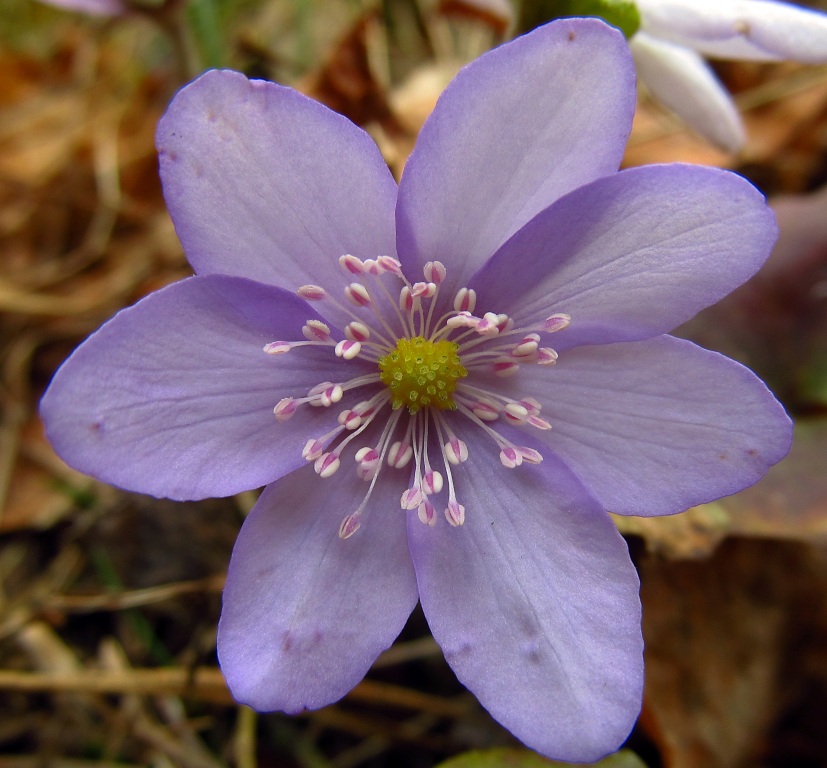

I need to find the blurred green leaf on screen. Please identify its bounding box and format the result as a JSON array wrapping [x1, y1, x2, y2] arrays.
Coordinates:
[[435, 747, 648, 768], [519, 0, 641, 39], [186, 0, 224, 69]]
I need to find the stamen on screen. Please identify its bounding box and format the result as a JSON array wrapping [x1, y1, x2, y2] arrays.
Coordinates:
[[388, 440, 413, 468], [307, 382, 343, 407], [302, 320, 331, 342], [520, 447, 543, 464], [418, 499, 437, 526], [344, 321, 371, 342], [401, 487, 423, 510], [424, 261, 446, 285], [411, 282, 436, 299], [511, 334, 541, 358], [475, 312, 503, 337], [444, 435, 468, 464], [537, 348, 558, 365], [273, 398, 298, 422], [445, 500, 465, 527], [377, 255, 403, 276], [504, 403, 529, 421], [337, 409, 403, 538], [263, 341, 292, 355], [335, 339, 362, 359], [543, 313, 571, 333], [345, 283, 372, 308], [339, 254, 365, 275], [314, 452, 341, 478], [399, 286, 416, 315], [422, 470, 443, 495], [339, 513, 362, 539], [499, 446, 522, 469], [492, 360, 520, 377], [355, 447, 380, 480], [362, 259, 382, 275], [454, 287, 477, 313], [297, 285, 326, 301], [302, 438, 325, 461]]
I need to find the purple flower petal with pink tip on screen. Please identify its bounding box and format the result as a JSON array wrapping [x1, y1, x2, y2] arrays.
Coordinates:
[[40, 17, 792, 763]]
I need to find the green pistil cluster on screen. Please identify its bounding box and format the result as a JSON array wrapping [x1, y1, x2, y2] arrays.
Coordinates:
[[378, 336, 467, 414]]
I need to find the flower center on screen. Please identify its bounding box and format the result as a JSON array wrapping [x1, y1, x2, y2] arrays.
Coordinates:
[[378, 336, 467, 413], [266, 254, 571, 537]]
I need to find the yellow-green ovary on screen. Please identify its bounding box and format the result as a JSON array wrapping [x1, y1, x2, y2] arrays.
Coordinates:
[[378, 336, 467, 413]]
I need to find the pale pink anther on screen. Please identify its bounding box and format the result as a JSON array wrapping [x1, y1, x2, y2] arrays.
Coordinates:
[[527, 415, 552, 430], [273, 397, 298, 422], [418, 500, 437, 527], [308, 382, 343, 407], [297, 285, 326, 301], [493, 360, 520, 377], [302, 320, 331, 342], [475, 312, 501, 337], [302, 438, 324, 461], [444, 437, 469, 465], [453, 287, 476, 313], [520, 397, 542, 414], [446, 311, 477, 329], [512, 334, 541, 357], [543, 313, 571, 333], [537, 348, 559, 365], [499, 446, 522, 468], [377, 255, 403, 275], [337, 408, 362, 430], [263, 341, 292, 355], [496, 315, 513, 334], [401, 487, 423, 510], [513, 350, 540, 364], [424, 261, 446, 285], [504, 403, 530, 421], [471, 401, 500, 421], [357, 464, 378, 481], [314, 452, 341, 478], [307, 381, 332, 397], [339, 254, 365, 275], [335, 339, 362, 359], [355, 446, 381, 481], [345, 283, 371, 307], [338, 513, 362, 539], [422, 470, 444, 495], [519, 447, 544, 464], [344, 321, 370, 342], [411, 281, 436, 298], [351, 400, 375, 418], [362, 258, 382, 275], [445, 501, 466, 527], [387, 441, 413, 468], [399, 286, 416, 313], [355, 446, 380, 470]]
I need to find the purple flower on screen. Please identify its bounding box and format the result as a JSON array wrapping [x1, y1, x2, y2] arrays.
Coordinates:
[[40, 18, 791, 763]]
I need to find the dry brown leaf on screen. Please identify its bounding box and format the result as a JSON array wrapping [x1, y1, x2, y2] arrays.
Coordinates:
[[640, 539, 827, 768]]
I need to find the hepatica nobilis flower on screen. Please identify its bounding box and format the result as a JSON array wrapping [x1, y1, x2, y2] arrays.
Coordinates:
[[41, 18, 792, 763]]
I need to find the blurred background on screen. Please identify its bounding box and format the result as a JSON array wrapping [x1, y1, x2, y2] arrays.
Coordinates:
[[1, 0, 827, 766]]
